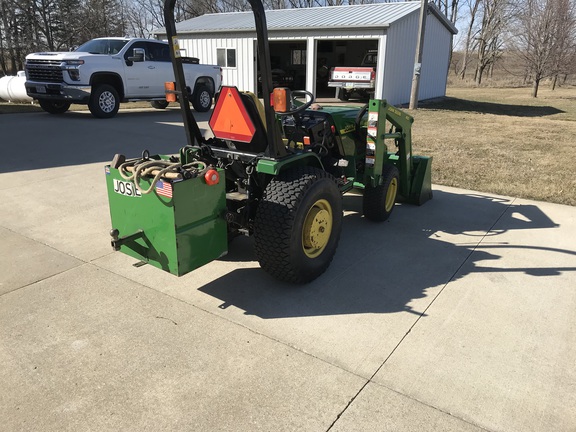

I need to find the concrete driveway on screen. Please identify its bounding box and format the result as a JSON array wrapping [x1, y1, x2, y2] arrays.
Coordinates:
[[1, 107, 575, 431]]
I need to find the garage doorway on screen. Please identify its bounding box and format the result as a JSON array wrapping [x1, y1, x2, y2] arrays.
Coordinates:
[[316, 39, 378, 98], [256, 41, 306, 97], [256, 39, 379, 99]]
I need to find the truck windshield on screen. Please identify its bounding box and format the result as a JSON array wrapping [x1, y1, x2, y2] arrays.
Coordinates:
[[362, 53, 377, 66], [75, 39, 128, 55]]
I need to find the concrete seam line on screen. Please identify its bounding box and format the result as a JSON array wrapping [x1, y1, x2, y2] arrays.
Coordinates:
[[325, 198, 517, 431], [325, 380, 371, 431], [367, 381, 496, 432]]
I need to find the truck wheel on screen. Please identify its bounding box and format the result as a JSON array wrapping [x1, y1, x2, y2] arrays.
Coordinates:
[[38, 99, 70, 114], [254, 166, 343, 283], [337, 88, 349, 101], [89, 84, 120, 118], [191, 85, 213, 112], [363, 164, 400, 222], [150, 100, 169, 109]]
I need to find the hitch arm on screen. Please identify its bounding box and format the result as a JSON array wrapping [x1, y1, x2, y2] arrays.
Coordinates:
[[110, 228, 144, 251]]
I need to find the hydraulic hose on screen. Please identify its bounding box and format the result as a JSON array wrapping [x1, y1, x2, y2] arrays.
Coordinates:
[[118, 159, 207, 194]]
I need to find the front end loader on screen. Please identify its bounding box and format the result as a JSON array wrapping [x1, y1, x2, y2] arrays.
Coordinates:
[[105, 0, 432, 283]]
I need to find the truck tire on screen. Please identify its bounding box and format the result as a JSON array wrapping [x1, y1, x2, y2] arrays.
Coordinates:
[[363, 164, 399, 222], [191, 85, 213, 112], [89, 84, 120, 118], [254, 166, 343, 283], [150, 100, 169, 109], [38, 99, 71, 114], [337, 88, 349, 101]]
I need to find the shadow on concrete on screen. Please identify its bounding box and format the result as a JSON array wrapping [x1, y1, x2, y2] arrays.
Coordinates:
[[0, 109, 210, 174], [420, 97, 564, 117], [199, 190, 575, 319]]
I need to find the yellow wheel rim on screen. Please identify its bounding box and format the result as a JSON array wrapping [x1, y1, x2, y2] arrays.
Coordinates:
[[302, 199, 333, 259], [385, 178, 398, 212]]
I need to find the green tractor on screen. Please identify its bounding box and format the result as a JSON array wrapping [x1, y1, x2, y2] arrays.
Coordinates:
[[105, 0, 432, 283]]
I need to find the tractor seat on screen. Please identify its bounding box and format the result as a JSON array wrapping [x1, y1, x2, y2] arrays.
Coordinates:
[[209, 86, 268, 154]]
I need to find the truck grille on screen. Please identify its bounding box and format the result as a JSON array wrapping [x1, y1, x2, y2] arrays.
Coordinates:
[[26, 60, 63, 82]]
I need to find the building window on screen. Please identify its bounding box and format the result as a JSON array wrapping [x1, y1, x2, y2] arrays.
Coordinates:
[[217, 48, 236, 68], [291, 49, 306, 65]]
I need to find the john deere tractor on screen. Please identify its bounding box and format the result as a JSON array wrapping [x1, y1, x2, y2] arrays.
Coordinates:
[[105, 0, 432, 283]]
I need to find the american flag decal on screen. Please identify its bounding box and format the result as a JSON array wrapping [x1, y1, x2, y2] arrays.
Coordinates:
[[156, 180, 173, 198]]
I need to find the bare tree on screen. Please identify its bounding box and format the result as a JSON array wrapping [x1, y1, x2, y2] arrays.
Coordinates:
[[473, 0, 509, 84], [0, 0, 20, 74], [550, 0, 576, 88], [459, 0, 481, 79], [511, 0, 576, 97], [432, 0, 460, 22]]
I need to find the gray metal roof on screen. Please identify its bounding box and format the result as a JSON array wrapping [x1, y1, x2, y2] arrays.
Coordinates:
[[156, 2, 457, 36]]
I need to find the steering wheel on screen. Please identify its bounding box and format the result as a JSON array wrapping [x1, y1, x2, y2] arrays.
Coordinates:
[[355, 103, 369, 136], [277, 89, 315, 116]]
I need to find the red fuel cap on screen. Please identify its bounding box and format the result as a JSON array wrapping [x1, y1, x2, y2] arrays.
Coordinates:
[[204, 169, 220, 186]]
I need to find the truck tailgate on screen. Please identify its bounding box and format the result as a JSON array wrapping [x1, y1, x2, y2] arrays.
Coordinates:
[[330, 67, 374, 82]]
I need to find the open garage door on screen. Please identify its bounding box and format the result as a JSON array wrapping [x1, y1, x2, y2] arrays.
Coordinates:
[[256, 39, 379, 100], [316, 39, 378, 98], [256, 40, 306, 97]]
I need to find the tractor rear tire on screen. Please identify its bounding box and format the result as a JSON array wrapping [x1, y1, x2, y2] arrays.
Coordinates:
[[254, 166, 343, 283], [363, 164, 399, 222]]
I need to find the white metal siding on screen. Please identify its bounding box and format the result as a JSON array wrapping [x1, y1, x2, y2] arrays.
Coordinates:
[[381, 12, 419, 105], [179, 36, 255, 92], [174, 9, 453, 102], [419, 15, 451, 101]]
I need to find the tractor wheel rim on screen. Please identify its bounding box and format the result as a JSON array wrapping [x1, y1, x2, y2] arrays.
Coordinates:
[[302, 198, 333, 259], [99, 91, 115, 113], [385, 178, 398, 212]]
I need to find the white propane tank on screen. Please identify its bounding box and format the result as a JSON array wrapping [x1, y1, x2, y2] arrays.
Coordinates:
[[0, 71, 33, 103], [0, 75, 12, 101]]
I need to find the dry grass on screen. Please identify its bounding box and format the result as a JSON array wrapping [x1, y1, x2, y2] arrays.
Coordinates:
[[3, 86, 575, 206], [410, 85, 576, 206]]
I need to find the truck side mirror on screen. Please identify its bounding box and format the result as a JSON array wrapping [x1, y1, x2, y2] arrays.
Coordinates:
[[127, 48, 145, 65]]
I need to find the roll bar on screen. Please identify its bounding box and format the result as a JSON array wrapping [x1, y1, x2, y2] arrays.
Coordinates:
[[163, 0, 286, 157]]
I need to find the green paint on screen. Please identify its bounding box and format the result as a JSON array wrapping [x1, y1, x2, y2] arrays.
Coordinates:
[[106, 165, 227, 276]]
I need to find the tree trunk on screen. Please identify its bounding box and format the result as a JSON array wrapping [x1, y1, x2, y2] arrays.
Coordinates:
[[531, 77, 540, 98], [475, 63, 485, 85], [460, 48, 469, 80], [551, 74, 557, 90]]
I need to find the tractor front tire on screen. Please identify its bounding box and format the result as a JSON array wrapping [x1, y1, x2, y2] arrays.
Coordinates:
[[38, 99, 71, 114], [254, 167, 343, 283], [363, 164, 400, 222], [89, 84, 120, 118]]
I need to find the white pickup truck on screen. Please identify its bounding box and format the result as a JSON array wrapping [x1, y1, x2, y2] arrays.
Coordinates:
[[24, 37, 222, 118], [328, 50, 376, 101]]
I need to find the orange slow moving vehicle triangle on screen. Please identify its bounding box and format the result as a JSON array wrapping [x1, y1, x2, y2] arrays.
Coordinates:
[[209, 86, 256, 143]]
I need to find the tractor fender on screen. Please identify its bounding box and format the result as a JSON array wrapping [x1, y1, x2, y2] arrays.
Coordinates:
[[256, 152, 324, 176]]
